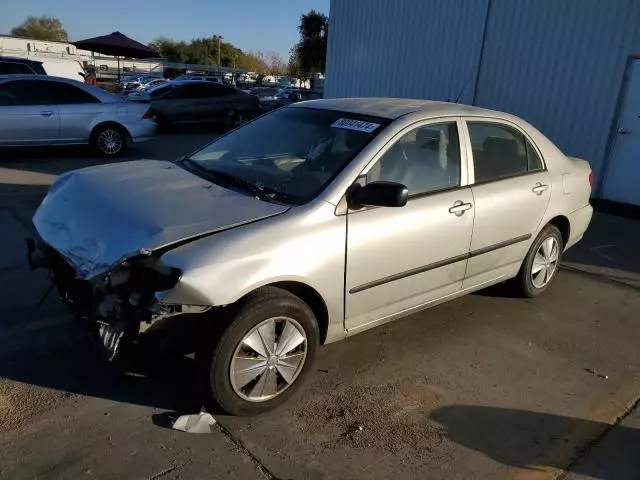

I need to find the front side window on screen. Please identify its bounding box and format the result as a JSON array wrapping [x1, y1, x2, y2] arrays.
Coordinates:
[[467, 122, 543, 183], [366, 122, 461, 196], [0, 80, 56, 105], [186, 107, 390, 204]]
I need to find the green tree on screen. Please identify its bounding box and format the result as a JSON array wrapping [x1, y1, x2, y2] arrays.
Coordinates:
[[11, 16, 68, 42], [149, 35, 263, 70], [287, 46, 301, 78], [292, 10, 328, 79]]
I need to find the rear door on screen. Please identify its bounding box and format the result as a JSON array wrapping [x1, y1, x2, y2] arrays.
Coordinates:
[[0, 79, 60, 145], [461, 119, 551, 288], [199, 84, 245, 122], [52, 81, 103, 142]]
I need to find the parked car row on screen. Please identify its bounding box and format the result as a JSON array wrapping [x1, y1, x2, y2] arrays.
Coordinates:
[[0, 74, 156, 155], [0, 70, 321, 156]]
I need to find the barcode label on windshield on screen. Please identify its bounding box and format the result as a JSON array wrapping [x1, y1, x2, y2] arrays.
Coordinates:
[[331, 118, 380, 133]]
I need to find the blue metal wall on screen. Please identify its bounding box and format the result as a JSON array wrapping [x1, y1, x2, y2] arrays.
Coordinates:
[[325, 0, 640, 185], [475, 0, 640, 178], [325, 0, 490, 104]]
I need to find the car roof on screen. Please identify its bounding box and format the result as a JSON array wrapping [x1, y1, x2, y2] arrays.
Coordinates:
[[0, 56, 43, 65], [293, 97, 503, 120]]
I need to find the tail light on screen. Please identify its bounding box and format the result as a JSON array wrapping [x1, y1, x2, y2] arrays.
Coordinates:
[[142, 109, 154, 120], [588, 171, 594, 187]]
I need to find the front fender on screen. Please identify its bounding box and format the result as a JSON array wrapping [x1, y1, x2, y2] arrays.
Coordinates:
[[155, 202, 346, 328]]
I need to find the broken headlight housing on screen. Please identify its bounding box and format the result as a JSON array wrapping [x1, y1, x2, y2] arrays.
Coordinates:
[[106, 257, 182, 293]]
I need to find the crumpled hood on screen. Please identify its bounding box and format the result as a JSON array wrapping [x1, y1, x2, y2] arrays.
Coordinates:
[[33, 160, 289, 279]]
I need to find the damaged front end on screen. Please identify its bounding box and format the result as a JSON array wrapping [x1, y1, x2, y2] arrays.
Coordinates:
[[27, 236, 209, 361]]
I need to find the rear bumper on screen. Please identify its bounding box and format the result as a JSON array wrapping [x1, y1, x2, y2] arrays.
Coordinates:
[[123, 120, 157, 143], [565, 203, 593, 250]]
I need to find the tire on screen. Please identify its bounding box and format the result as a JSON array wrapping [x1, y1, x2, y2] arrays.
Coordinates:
[[91, 124, 128, 156], [197, 286, 319, 416], [514, 224, 563, 298]]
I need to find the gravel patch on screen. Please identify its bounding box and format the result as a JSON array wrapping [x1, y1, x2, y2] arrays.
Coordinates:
[[295, 379, 445, 458]]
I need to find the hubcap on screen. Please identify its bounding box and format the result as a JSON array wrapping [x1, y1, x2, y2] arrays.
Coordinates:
[[531, 236, 559, 288], [230, 317, 307, 402], [97, 129, 122, 154]]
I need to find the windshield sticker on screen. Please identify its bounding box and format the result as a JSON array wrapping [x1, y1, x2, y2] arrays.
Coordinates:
[[330, 118, 380, 133]]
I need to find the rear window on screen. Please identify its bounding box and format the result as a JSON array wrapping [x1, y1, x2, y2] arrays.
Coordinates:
[[148, 84, 172, 98]]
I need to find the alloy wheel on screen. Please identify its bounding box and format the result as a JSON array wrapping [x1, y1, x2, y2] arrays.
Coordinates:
[[230, 316, 307, 402], [97, 129, 123, 155], [531, 236, 559, 288]]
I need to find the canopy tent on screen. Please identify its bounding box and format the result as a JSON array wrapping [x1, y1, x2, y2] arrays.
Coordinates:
[[72, 31, 161, 83]]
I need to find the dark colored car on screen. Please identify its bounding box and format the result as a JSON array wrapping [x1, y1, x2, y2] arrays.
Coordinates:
[[260, 89, 323, 112], [0, 56, 47, 75], [243, 87, 279, 99], [135, 81, 261, 129]]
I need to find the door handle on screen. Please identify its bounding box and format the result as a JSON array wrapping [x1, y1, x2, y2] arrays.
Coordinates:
[[617, 127, 631, 135], [449, 201, 473, 216], [532, 183, 549, 195], [40, 111, 54, 117]]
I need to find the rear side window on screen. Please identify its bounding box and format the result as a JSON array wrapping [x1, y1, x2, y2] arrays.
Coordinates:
[[47, 82, 99, 104], [467, 122, 543, 183]]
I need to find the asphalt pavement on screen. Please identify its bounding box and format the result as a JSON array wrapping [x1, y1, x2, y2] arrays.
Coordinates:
[[1, 133, 640, 480]]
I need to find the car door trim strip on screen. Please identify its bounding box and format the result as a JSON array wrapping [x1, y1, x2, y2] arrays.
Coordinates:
[[349, 234, 532, 294]]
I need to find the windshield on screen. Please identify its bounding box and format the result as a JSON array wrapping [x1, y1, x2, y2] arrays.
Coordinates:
[[186, 107, 389, 204]]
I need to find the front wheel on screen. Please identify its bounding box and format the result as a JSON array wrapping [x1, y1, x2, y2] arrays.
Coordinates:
[[514, 224, 563, 298], [198, 287, 319, 416]]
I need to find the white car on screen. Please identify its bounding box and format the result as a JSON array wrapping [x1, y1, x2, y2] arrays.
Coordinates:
[[0, 75, 157, 155]]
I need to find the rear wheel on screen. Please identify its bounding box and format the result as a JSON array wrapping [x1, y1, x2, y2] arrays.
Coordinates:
[[92, 125, 128, 156], [514, 224, 563, 297], [197, 287, 318, 416]]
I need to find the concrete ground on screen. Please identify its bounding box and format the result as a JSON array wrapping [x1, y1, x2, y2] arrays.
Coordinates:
[[1, 135, 639, 480]]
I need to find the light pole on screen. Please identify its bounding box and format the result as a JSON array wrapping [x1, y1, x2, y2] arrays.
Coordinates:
[[217, 35, 223, 69]]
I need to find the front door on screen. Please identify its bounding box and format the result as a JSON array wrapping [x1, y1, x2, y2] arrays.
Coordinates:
[[0, 79, 60, 145], [345, 120, 474, 332], [462, 120, 551, 287], [603, 59, 640, 206]]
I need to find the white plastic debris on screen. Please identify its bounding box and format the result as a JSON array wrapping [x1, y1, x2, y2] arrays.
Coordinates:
[[172, 412, 217, 434]]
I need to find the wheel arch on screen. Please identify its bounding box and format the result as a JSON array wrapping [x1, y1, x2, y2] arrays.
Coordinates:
[[238, 281, 330, 345], [547, 215, 570, 248], [89, 121, 131, 143]]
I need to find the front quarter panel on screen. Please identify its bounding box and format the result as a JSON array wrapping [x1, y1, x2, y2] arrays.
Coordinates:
[[157, 201, 347, 342]]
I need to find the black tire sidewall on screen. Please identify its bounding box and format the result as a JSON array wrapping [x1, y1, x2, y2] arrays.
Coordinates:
[[520, 225, 563, 297], [203, 287, 319, 416]]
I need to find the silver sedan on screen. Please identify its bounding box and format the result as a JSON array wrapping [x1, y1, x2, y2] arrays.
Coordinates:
[[0, 75, 156, 155], [29, 98, 593, 415]]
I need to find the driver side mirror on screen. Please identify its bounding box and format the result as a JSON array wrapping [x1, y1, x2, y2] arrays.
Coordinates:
[[292, 93, 303, 102], [348, 181, 409, 209]]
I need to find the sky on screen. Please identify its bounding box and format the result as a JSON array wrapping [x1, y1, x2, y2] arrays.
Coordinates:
[[2, 0, 330, 58]]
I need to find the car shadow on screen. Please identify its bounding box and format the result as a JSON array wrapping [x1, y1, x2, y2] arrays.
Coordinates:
[[430, 405, 640, 479]]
